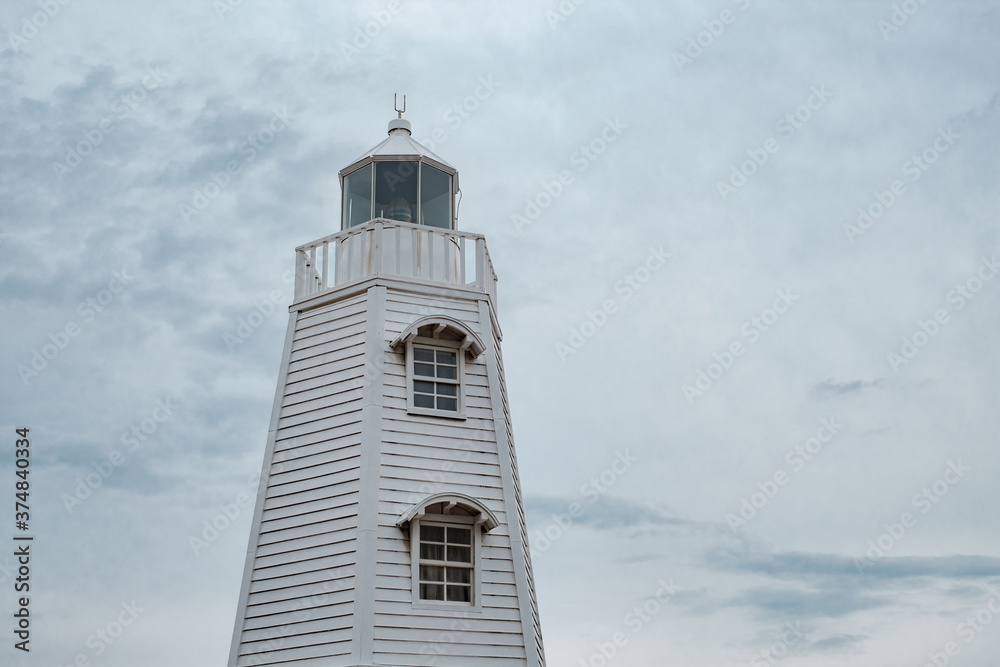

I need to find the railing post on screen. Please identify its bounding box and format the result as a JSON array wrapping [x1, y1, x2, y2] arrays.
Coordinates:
[[459, 237, 467, 285], [321, 242, 329, 290], [373, 221, 383, 276], [475, 237, 487, 291], [295, 250, 307, 300]]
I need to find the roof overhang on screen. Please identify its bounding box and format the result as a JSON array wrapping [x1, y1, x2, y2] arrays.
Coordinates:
[[396, 492, 500, 532], [338, 129, 459, 194], [390, 315, 486, 359]]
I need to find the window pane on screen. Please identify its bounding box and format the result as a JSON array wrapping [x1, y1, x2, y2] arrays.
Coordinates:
[[414, 348, 434, 362], [446, 567, 471, 584], [421, 525, 445, 542], [420, 583, 444, 601], [420, 164, 453, 229], [414, 394, 435, 409], [375, 161, 419, 224], [436, 350, 457, 365], [437, 383, 457, 397], [420, 543, 445, 560], [414, 363, 435, 377], [437, 397, 457, 411], [343, 164, 373, 228], [414, 380, 435, 394], [420, 565, 445, 582], [446, 585, 471, 602], [447, 545, 471, 563], [447, 527, 472, 545], [436, 365, 457, 380]]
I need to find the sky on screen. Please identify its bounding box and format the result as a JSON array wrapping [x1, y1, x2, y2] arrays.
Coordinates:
[[1, 0, 999, 665]]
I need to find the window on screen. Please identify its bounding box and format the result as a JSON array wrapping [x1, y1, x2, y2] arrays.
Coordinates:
[[413, 347, 458, 411], [374, 161, 419, 224], [418, 524, 473, 603], [397, 493, 497, 612], [406, 340, 465, 419], [340, 160, 455, 229], [342, 164, 373, 228], [419, 164, 453, 228]]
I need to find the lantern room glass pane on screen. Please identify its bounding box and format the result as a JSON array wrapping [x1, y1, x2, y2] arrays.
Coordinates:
[[421, 164, 453, 229], [375, 161, 419, 224], [342, 164, 372, 229]]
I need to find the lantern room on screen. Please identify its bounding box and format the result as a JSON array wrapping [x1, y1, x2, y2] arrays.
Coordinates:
[[339, 116, 459, 230]]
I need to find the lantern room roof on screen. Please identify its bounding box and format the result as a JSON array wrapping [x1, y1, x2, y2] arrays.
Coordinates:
[[339, 119, 457, 186]]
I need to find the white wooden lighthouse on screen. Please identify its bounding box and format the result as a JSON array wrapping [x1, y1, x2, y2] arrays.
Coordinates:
[[227, 110, 546, 667]]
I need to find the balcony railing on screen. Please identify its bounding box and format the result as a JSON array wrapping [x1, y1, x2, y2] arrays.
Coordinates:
[[294, 218, 498, 307]]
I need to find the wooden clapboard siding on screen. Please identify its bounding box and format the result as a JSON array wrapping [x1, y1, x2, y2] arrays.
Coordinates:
[[491, 329, 546, 667], [231, 271, 545, 667], [367, 286, 532, 667], [229, 294, 371, 667]]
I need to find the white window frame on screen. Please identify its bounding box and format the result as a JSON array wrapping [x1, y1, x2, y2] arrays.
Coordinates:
[[406, 337, 466, 420], [410, 514, 482, 612]]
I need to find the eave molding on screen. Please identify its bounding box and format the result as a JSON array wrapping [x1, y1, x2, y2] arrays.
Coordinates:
[[390, 314, 486, 359], [396, 492, 500, 532]]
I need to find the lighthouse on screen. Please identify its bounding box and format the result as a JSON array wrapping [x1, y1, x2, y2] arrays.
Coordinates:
[[227, 109, 546, 667]]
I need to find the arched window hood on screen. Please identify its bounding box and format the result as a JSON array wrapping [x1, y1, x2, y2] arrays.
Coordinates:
[[397, 492, 500, 532]]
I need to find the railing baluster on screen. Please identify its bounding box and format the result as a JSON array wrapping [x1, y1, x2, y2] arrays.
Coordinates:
[[321, 242, 329, 290], [373, 221, 383, 275], [476, 238, 486, 291]]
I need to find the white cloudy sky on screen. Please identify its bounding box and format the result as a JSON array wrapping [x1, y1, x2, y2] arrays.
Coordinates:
[[2, 1, 999, 665]]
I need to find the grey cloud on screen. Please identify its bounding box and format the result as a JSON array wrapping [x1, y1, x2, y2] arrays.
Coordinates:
[[812, 378, 882, 396], [806, 633, 868, 653]]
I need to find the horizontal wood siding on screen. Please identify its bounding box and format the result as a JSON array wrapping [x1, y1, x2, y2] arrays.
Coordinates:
[[495, 337, 546, 667], [373, 288, 527, 665], [233, 281, 543, 667], [234, 295, 369, 667]]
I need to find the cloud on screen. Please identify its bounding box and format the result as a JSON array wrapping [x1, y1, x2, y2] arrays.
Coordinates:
[[709, 548, 1000, 581], [731, 583, 888, 619], [812, 378, 882, 397], [806, 633, 868, 653]]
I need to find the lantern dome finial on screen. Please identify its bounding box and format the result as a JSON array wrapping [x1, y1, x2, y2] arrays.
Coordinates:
[[389, 93, 411, 135]]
